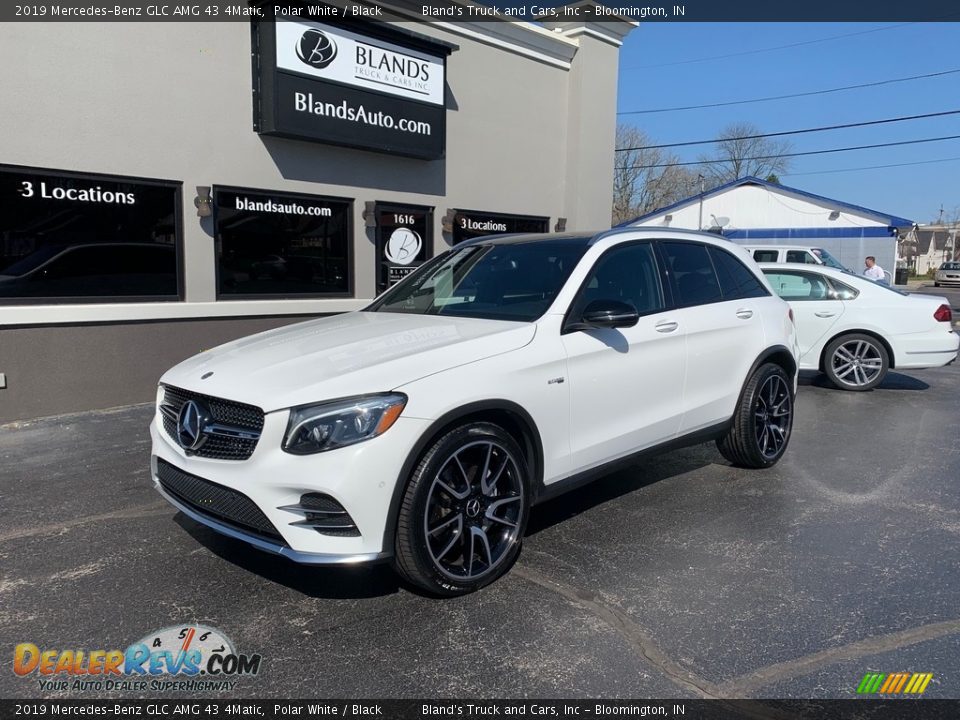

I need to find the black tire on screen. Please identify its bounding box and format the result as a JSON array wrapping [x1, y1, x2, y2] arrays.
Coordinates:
[[394, 422, 531, 596], [934, 282, 940, 287], [716, 362, 794, 469], [823, 333, 889, 391]]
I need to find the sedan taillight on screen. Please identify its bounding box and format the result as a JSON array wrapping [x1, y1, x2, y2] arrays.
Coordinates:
[[934, 304, 953, 323]]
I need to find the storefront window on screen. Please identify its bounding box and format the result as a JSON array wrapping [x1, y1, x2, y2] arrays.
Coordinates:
[[451, 210, 550, 245], [376, 204, 432, 294], [0, 165, 181, 302], [214, 187, 352, 298]]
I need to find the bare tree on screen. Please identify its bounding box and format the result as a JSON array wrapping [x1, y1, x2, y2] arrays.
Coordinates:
[[612, 125, 697, 225], [697, 122, 792, 185]]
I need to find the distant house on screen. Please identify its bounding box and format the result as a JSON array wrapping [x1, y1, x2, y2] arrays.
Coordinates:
[[902, 225, 960, 275], [622, 176, 914, 276]]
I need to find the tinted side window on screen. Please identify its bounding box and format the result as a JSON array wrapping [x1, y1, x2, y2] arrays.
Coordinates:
[[763, 271, 832, 300], [570, 243, 664, 321], [786, 250, 817, 264], [709, 247, 769, 300], [661, 241, 723, 307], [753, 250, 780, 263], [828, 278, 859, 300]]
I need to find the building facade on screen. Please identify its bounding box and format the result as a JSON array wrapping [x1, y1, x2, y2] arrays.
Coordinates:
[[624, 176, 913, 279], [0, 3, 635, 422]]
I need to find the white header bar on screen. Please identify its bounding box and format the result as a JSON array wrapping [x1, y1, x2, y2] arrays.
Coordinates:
[[275, 19, 446, 106]]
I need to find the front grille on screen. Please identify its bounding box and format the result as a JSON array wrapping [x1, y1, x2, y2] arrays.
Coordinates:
[[156, 458, 283, 542], [160, 385, 264, 460]]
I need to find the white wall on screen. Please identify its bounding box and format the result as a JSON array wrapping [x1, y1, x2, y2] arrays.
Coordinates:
[[633, 184, 890, 231]]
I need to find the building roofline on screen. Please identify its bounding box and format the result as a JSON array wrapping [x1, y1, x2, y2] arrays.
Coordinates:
[[622, 176, 915, 228]]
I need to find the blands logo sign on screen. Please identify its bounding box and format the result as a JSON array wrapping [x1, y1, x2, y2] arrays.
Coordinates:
[[296, 28, 337, 69], [275, 19, 445, 106]]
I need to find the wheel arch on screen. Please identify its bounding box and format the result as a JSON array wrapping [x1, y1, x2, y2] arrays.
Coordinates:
[[749, 344, 798, 383], [381, 400, 544, 553], [818, 329, 895, 371]]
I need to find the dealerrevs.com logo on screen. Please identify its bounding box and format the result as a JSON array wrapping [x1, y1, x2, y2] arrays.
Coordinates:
[[13, 625, 262, 693], [296, 29, 337, 69]]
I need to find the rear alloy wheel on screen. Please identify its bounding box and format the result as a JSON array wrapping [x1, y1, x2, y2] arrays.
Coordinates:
[[823, 333, 889, 391], [717, 362, 794, 469], [394, 422, 530, 596]]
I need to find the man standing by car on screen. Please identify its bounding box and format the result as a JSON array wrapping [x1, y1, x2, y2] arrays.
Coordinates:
[[863, 256, 887, 284]]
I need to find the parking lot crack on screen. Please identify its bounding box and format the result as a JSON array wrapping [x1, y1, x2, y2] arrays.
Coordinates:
[[513, 563, 722, 699], [718, 618, 960, 696], [0, 502, 169, 542]]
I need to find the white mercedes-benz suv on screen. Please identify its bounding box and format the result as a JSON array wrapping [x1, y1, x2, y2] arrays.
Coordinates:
[[151, 229, 799, 595]]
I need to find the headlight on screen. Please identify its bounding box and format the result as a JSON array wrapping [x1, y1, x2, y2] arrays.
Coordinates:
[[282, 393, 407, 455]]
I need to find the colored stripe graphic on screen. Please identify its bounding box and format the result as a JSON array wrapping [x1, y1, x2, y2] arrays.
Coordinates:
[[857, 673, 885, 694], [857, 672, 933, 694], [879, 673, 900, 693], [907, 673, 934, 694]]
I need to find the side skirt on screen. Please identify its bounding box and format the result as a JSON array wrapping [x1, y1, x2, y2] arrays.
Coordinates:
[[532, 420, 732, 506]]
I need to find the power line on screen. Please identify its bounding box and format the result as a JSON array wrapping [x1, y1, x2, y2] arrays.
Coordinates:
[[614, 134, 960, 171], [617, 68, 960, 115], [783, 156, 960, 177], [620, 23, 915, 71], [616, 109, 960, 152]]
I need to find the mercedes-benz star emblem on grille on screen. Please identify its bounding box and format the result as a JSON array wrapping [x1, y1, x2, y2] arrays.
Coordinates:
[[296, 29, 337, 69], [177, 400, 210, 451]]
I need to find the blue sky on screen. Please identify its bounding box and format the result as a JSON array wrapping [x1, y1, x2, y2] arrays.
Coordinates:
[[615, 22, 960, 223]]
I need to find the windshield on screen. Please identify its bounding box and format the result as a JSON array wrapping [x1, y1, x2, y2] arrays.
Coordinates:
[[941, 262, 960, 271], [812, 248, 846, 270], [368, 239, 590, 322]]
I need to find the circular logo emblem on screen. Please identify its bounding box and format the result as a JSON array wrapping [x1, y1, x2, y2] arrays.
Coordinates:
[[465, 499, 482, 518], [385, 228, 422, 266], [176, 400, 210, 451], [133, 625, 236, 675], [296, 29, 337, 69]]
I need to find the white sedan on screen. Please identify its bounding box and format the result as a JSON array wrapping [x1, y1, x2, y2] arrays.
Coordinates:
[[760, 263, 958, 391]]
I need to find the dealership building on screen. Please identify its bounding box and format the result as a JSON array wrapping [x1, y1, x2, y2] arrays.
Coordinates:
[[0, 3, 636, 422]]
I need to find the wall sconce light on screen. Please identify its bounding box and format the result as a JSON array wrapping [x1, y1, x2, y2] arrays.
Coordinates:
[[441, 208, 457, 234], [194, 186, 212, 218], [828, 210, 840, 221], [363, 201, 377, 228], [554, 217, 567, 232]]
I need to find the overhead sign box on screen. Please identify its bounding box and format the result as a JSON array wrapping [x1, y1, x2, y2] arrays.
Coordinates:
[[253, 16, 453, 159]]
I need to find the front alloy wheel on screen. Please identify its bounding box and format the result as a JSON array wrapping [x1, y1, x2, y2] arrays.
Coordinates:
[[395, 422, 530, 595], [717, 362, 794, 468], [824, 333, 889, 391]]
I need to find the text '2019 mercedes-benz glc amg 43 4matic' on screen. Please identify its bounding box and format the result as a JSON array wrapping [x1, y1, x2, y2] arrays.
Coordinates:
[[151, 229, 799, 595]]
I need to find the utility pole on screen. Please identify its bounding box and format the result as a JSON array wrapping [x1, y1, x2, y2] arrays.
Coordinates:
[[697, 174, 705, 231]]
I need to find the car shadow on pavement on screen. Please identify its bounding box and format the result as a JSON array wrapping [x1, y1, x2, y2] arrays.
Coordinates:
[[174, 514, 402, 599], [526, 450, 714, 537], [798, 370, 930, 391]]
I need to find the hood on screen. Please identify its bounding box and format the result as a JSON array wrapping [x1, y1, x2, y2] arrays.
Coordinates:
[[159, 311, 536, 412]]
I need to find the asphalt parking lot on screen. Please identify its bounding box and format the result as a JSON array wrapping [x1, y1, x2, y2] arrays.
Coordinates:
[[1, 285, 958, 701]]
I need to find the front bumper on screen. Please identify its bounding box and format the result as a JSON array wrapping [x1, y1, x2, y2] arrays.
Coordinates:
[[150, 407, 431, 563]]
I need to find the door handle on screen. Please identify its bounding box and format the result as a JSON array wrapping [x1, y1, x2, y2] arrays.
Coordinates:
[[735, 309, 754, 319], [655, 320, 679, 333], [814, 311, 837, 318]]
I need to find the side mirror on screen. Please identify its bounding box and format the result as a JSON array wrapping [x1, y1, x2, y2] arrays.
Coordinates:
[[578, 299, 640, 329]]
